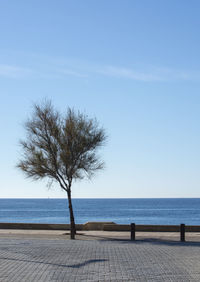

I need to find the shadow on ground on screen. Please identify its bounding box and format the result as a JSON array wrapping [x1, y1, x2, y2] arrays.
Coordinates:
[[0, 256, 108, 268], [79, 233, 200, 247]]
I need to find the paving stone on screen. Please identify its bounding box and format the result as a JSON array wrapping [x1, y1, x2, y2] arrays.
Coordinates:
[[0, 238, 199, 281]]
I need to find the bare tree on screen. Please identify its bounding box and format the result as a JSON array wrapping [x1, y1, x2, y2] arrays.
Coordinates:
[[17, 101, 106, 239]]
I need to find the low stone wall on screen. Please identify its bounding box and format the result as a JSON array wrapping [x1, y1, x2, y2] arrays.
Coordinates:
[[185, 225, 200, 232], [0, 222, 200, 232], [83, 222, 116, 230], [0, 223, 79, 230], [0, 222, 114, 231], [103, 224, 200, 232]]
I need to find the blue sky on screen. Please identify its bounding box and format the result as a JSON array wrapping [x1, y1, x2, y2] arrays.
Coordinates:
[[1, 0, 200, 198]]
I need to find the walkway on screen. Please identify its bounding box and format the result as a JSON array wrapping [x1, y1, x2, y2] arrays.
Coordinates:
[[0, 234, 200, 281]]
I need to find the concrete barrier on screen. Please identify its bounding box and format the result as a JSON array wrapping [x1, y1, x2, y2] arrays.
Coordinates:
[[0, 222, 200, 232], [0, 222, 116, 231], [185, 225, 200, 232], [83, 222, 116, 230], [103, 224, 200, 232], [0, 223, 83, 231]]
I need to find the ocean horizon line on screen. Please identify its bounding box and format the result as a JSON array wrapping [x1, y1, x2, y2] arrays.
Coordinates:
[[0, 197, 200, 199]]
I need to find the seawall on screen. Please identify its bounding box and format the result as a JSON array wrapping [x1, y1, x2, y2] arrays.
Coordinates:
[[0, 222, 200, 232]]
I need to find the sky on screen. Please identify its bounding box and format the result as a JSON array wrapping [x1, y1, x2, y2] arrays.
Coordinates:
[[1, 0, 200, 198]]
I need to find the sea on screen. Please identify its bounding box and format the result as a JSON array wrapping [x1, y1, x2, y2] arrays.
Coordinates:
[[0, 198, 200, 225]]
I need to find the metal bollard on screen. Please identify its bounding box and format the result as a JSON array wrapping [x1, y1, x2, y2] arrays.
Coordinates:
[[180, 224, 185, 242], [130, 223, 135, 241]]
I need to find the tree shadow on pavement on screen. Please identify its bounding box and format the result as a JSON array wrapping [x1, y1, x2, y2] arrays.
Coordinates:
[[0, 257, 108, 268], [132, 238, 200, 247], [80, 233, 200, 247], [80, 233, 129, 242]]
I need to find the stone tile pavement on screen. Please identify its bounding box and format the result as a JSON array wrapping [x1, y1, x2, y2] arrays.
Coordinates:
[[0, 236, 200, 281]]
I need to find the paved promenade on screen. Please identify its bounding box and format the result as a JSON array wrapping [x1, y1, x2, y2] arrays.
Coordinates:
[[0, 231, 200, 281]]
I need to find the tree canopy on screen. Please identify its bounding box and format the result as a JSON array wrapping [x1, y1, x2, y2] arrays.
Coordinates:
[[17, 101, 106, 239]]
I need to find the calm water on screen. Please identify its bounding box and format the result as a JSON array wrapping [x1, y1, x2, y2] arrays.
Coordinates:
[[0, 198, 200, 225]]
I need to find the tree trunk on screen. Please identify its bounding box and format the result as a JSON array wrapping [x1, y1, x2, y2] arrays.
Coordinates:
[[67, 189, 76, 239]]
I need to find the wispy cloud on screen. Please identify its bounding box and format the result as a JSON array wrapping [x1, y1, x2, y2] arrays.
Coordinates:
[[97, 66, 162, 82], [1, 53, 200, 83], [0, 61, 88, 80], [0, 64, 32, 78], [96, 65, 200, 82]]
